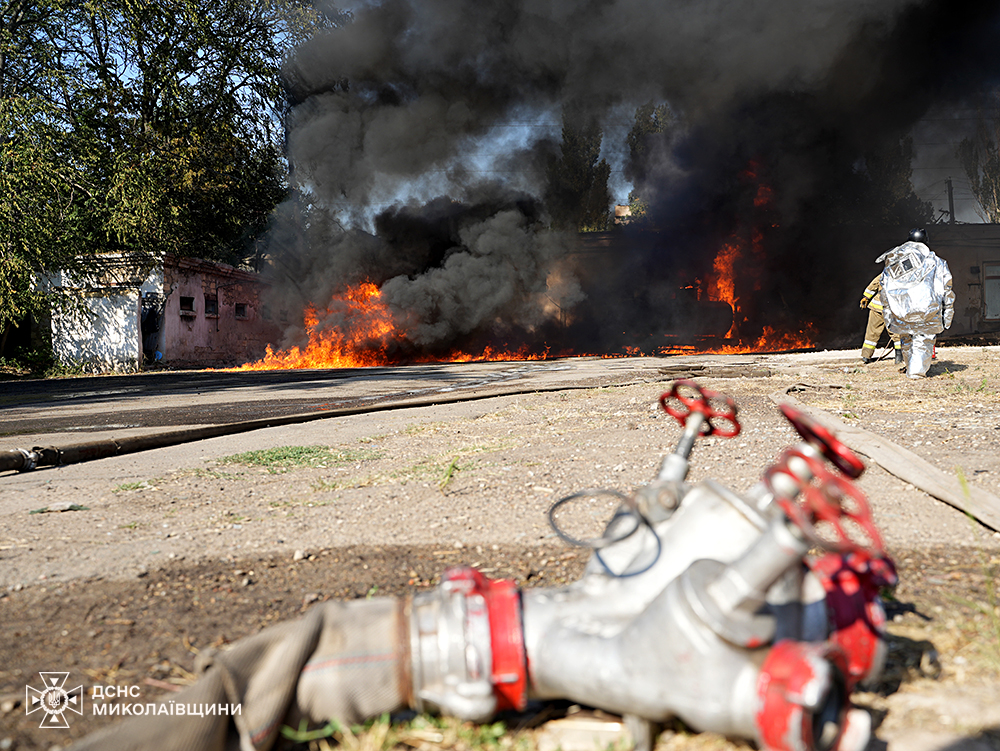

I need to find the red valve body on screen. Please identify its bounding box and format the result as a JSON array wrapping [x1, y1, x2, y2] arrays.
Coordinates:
[[809, 553, 896, 689], [756, 640, 850, 751]]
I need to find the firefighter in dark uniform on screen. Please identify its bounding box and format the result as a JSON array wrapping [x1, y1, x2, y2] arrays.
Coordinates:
[[859, 274, 903, 364]]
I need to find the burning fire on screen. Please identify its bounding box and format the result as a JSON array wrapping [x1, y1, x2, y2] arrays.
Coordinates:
[[235, 282, 550, 371], [709, 241, 741, 338], [232, 163, 813, 372], [237, 282, 393, 370], [693, 165, 815, 355]]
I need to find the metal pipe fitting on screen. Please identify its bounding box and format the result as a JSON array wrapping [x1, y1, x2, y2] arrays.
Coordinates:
[[0, 448, 41, 473], [409, 567, 526, 722]]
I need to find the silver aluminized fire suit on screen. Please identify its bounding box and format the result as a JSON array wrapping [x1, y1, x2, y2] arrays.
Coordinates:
[[876, 240, 954, 378]]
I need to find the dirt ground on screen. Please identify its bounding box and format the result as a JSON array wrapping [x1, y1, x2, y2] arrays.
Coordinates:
[[2, 345, 1000, 751]]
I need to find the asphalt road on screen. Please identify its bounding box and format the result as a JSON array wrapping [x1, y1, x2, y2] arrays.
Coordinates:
[[0, 354, 811, 449]]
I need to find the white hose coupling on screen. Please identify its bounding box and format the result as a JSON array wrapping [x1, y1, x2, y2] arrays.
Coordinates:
[[410, 567, 526, 722]]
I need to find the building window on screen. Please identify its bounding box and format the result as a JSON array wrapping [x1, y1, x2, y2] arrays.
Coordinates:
[[262, 305, 272, 320], [279, 309, 288, 323], [235, 303, 248, 319], [205, 295, 218, 317], [179, 296, 195, 314]]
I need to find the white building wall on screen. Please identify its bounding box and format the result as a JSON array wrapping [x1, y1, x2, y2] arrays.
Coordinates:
[[52, 289, 142, 372]]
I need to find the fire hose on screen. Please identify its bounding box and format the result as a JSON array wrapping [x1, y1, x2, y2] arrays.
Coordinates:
[[67, 380, 896, 751], [0, 380, 640, 474]]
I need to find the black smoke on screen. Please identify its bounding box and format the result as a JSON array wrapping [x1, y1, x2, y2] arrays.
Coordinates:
[[263, 0, 1000, 359]]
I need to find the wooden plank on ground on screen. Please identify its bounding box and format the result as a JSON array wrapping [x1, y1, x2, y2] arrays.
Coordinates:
[[770, 387, 1000, 532]]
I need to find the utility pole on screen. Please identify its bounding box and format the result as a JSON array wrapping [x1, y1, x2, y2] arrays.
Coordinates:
[[946, 177, 955, 223]]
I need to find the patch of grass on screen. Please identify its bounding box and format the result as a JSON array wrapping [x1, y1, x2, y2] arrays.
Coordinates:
[[840, 390, 858, 420], [218, 445, 382, 473], [176, 468, 246, 480], [403, 422, 446, 436], [45, 360, 87, 378], [281, 714, 529, 751], [314, 441, 511, 491], [398, 453, 479, 488], [439, 456, 461, 490], [312, 475, 380, 492], [112, 479, 159, 493], [951, 376, 992, 395]]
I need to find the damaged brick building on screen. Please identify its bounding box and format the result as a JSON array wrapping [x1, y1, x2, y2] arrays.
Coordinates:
[[47, 254, 282, 372]]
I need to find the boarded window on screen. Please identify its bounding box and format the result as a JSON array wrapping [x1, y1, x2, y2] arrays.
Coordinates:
[[180, 296, 195, 312], [235, 303, 248, 319], [205, 295, 219, 316], [985, 262, 1000, 320]]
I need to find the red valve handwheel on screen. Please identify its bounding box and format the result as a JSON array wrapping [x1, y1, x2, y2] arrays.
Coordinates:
[[764, 448, 887, 560], [779, 403, 865, 479], [659, 379, 741, 438]]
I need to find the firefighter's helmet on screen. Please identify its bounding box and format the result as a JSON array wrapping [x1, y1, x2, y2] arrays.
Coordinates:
[[908, 227, 928, 244]]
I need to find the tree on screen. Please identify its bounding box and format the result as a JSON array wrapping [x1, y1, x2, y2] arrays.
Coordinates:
[[620, 101, 672, 227], [860, 135, 933, 225], [625, 101, 672, 185], [823, 133, 933, 227], [958, 93, 1000, 223], [1, 1, 93, 340], [1, 0, 326, 349], [54, 0, 321, 265], [545, 116, 611, 232]]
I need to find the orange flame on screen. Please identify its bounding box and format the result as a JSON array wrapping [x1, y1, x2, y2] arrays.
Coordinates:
[[709, 241, 741, 338], [227, 162, 816, 371], [232, 282, 554, 371], [702, 232, 815, 353], [697, 164, 814, 354], [235, 282, 395, 370]]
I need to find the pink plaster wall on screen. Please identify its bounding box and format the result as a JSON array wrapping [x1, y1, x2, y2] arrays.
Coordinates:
[[160, 256, 283, 368]]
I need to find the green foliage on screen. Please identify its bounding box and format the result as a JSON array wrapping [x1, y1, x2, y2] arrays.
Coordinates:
[[0, 96, 96, 332], [1, 0, 327, 339], [616, 101, 673, 228], [958, 92, 1000, 223], [0, 341, 59, 377], [545, 116, 612, 232], [625, 101, 672, 187]]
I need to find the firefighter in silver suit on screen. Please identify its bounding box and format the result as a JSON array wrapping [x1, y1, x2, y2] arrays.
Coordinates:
[[859, 274, 902, 364], [877, 228, 954, 379]]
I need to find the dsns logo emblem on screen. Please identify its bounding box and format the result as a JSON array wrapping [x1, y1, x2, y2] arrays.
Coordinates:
[[26, 672, 84, 728]]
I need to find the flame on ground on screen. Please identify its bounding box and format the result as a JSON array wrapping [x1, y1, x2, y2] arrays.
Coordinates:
[[231, 269, 816, 372], [232, 282, 552, 371], [695, 164, 815, 354], [229, 163, 814, 372]]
